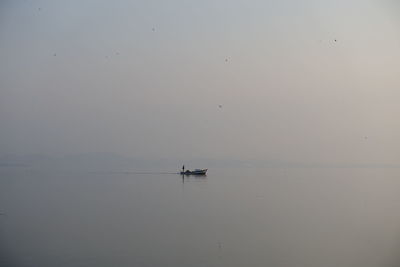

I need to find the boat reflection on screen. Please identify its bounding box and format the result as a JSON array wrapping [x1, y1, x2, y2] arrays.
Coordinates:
[[181, 173, 207, 183]]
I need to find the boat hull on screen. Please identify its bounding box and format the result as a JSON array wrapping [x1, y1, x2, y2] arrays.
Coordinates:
[[180, 169, 207, 175]]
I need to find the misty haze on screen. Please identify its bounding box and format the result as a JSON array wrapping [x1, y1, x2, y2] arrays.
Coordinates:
[[1, 1, 400, 266]]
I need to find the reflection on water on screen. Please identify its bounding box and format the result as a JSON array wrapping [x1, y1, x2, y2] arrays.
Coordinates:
[[1, 167, 400, 267], [181, 174, 207, 183]]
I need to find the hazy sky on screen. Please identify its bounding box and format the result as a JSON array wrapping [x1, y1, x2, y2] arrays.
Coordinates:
[[1, 0, 399, 165]]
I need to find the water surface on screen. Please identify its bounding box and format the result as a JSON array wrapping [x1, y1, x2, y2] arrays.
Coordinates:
[[1, 167, 400, 267]]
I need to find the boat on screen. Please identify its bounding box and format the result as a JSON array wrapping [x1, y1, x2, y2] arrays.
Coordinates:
[[180, 169, 207, 175]]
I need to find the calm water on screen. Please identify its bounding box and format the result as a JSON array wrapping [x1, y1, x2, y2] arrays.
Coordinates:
[[1, 167, 400, 267]]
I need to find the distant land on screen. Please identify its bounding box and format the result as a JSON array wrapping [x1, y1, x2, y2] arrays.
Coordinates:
[[0, 153, 399, 172]]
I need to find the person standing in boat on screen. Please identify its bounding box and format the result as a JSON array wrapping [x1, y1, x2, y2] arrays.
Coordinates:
[[182, 165, 185, 173]]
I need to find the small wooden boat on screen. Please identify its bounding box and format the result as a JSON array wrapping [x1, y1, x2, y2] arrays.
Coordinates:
[[180, 169, 207, 175]]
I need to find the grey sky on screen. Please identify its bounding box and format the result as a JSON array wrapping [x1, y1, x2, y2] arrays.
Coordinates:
[[1, 0, 399, 165]]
